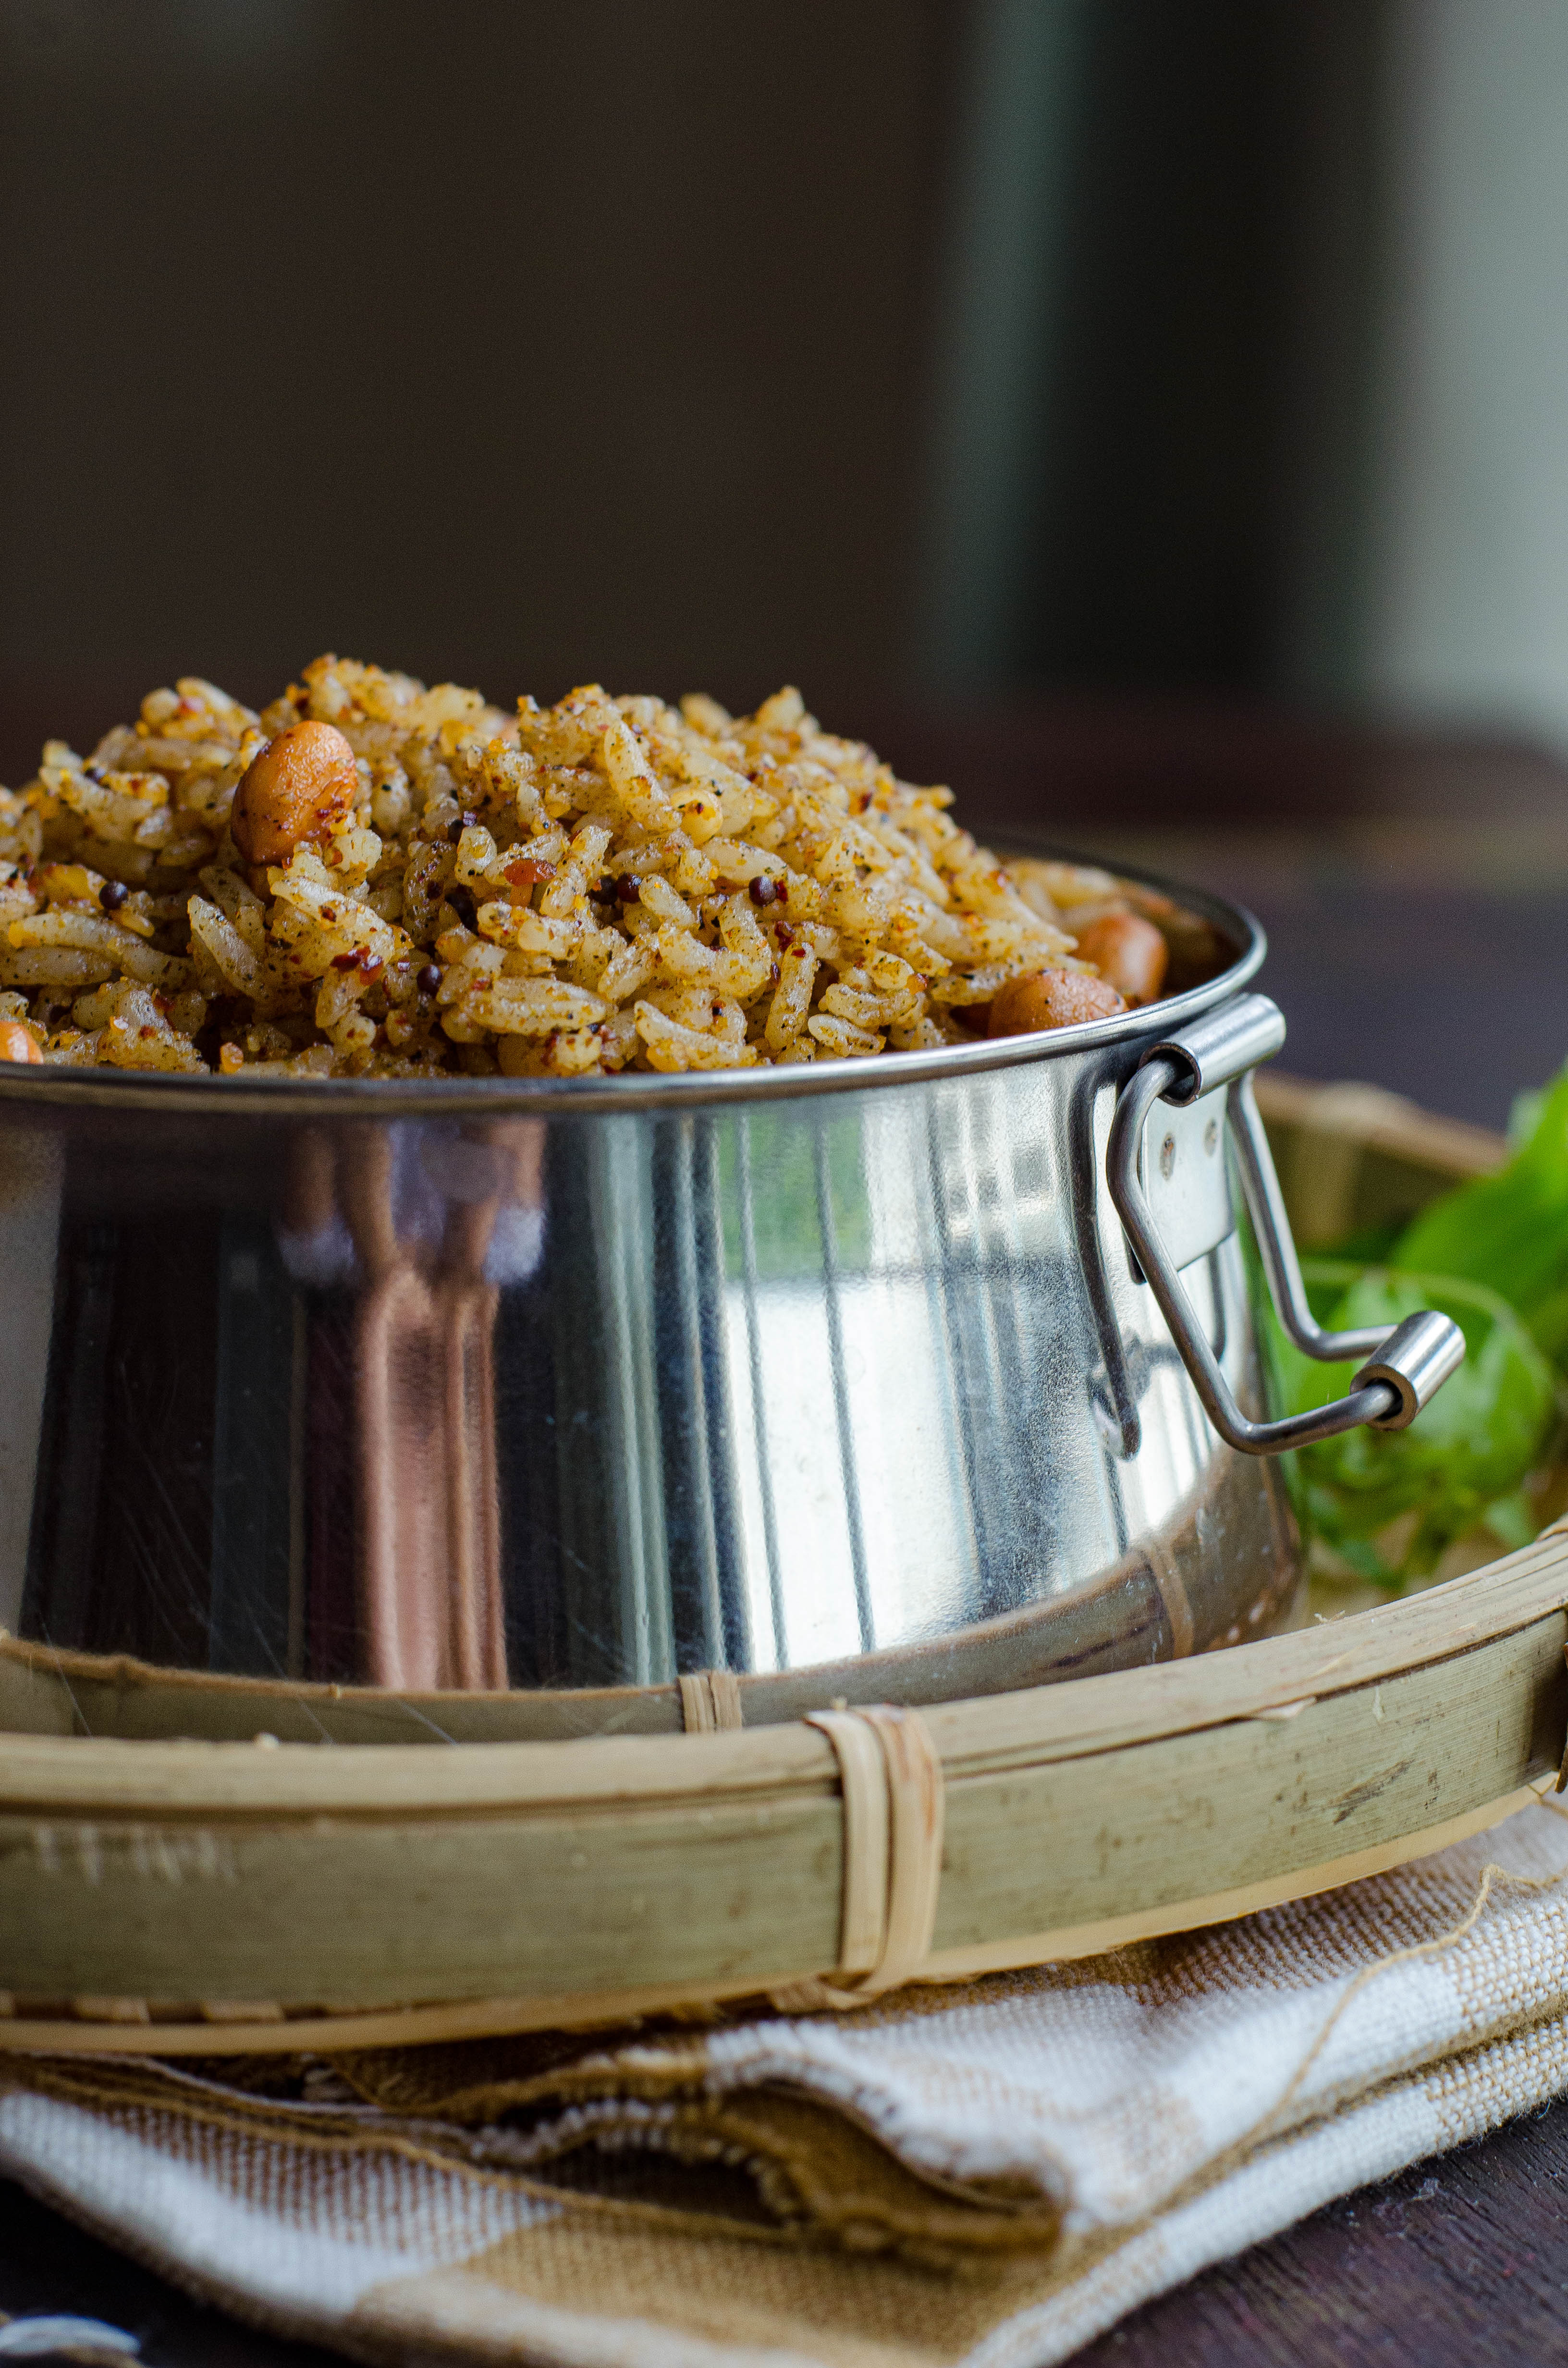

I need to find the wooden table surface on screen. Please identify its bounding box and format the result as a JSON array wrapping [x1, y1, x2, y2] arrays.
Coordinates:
[[3, 709, 1567, 2362]]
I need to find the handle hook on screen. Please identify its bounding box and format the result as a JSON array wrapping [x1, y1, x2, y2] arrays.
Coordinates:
[[1106, 994, 1466, 1456]]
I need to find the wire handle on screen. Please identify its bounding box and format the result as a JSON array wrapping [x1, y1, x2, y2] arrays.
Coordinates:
[[1106, 993, 1466, 1456]]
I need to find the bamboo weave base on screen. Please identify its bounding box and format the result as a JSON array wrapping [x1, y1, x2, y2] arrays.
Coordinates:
[[1, 1525, 1564, 2052], [1, 1072, 1558, 2053]]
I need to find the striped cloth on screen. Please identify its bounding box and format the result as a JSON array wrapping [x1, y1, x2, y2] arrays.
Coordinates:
[[6, 1794, 1568, 2367]]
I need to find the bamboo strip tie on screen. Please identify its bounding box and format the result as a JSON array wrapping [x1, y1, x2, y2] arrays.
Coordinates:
[[771, 1705, 945, 2010], [676, 1671, 744, 1733]]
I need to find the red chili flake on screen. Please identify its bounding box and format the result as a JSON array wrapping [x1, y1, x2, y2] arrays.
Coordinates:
[[152, 991, 171, 1015], [359, 957, 385, 982], [774, 921, 795, 946], [504, 858, 556, 891], [321, 906, 339, 922], [331, 951, 360, 970], [138, 1024, 156, 1039]]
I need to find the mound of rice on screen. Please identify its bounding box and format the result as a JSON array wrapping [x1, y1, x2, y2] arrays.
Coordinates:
[[0, 657, 1197, 1079]]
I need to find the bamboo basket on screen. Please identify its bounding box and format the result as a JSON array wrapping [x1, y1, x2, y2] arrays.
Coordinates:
[[2, 1073, 1562, 2056]]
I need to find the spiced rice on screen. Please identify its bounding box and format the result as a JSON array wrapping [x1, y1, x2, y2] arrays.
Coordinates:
[[0, 657, 1196, 1079]]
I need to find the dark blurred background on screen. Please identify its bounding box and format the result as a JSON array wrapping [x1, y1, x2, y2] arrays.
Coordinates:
[[4, 0, 1568, 1121]]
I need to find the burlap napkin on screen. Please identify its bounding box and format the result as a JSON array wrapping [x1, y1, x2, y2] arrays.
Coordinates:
[[6, 1791, 1568, 2368]]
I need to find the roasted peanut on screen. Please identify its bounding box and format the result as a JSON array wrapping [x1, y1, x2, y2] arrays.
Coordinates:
[[988, 967, 1125, 1036], [231, 721, 358, 864], [1071, 910, 1168, 1007], [0, 1019, 43, 1064]]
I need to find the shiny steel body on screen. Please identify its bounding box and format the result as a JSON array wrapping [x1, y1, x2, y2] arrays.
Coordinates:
[[0, 871, 1317, 1721]]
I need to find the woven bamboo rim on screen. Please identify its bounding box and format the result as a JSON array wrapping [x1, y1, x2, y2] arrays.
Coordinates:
[[1, 1523, 1564, 2052], [1, 1072, 1554, 2054]]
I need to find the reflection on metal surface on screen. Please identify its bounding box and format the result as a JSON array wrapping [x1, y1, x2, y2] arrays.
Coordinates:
[[291, 1123, 539, 1691], [1, 900, 1307, 1719], [348, 1159, 501, 1692], [0, 1128, 60, 1639]]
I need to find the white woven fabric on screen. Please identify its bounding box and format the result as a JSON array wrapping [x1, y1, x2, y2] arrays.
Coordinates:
[[6, 1797, 1568, 2368]]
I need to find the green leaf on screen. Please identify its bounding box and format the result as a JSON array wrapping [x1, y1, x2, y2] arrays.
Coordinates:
[[1268, 1260, 1556, 1584], [1396, 1065, 1568, 1337]]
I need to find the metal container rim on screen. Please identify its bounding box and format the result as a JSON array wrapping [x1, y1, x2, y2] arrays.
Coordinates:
[[0, 846, 1265, 1118]]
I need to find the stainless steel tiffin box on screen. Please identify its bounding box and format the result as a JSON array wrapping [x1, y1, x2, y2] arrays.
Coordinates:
[[0, 862, 1459, 1733]]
